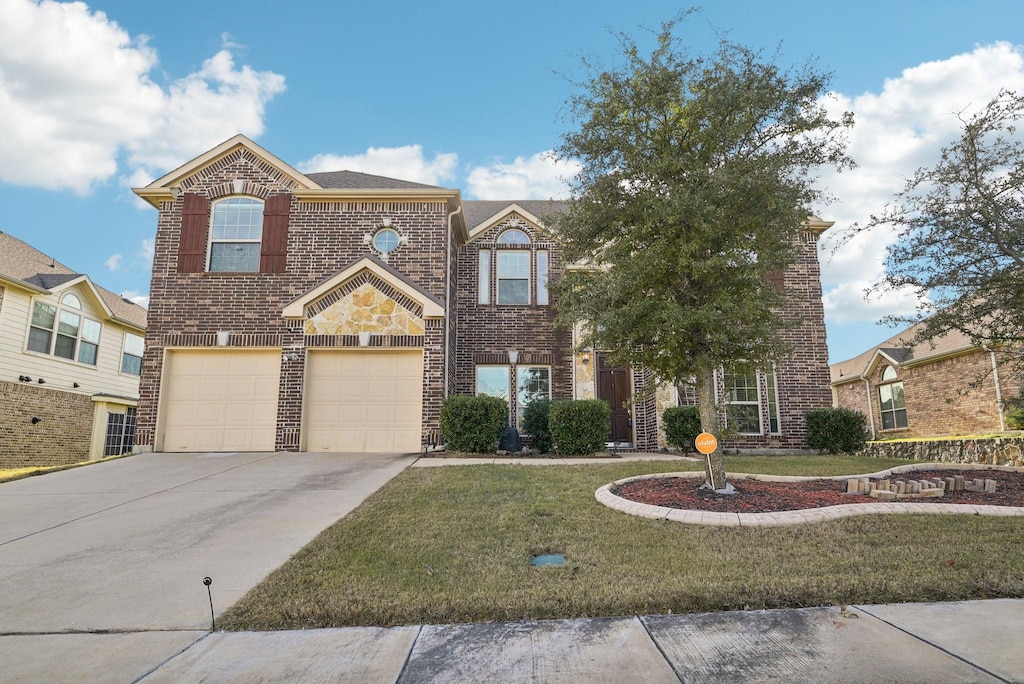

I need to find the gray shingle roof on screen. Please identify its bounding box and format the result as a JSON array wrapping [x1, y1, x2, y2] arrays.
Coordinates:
[[0, 231, 147, 328], [304, 170, 445, 190], [463, 200, 568, 231], [830, 322, 975, 383]]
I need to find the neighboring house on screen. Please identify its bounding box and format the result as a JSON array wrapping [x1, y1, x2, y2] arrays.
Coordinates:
[[830, 324, 1019, 439], [131, 135, 834, 455], [0, 232, 147, 468]]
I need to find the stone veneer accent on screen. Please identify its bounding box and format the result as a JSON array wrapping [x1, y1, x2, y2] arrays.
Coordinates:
[[861, 436, 1024, 467], [305, 283, 425, 336], [0, 381, 93, 467]]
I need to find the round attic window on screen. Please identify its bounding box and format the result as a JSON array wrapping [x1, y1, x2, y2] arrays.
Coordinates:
[[373, 228, 400, 254]]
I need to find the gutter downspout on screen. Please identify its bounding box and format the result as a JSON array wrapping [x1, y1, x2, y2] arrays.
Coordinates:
[[862, 376, 877, 440], [986, 347, 1006, 432], [444, 204, 463, 400]]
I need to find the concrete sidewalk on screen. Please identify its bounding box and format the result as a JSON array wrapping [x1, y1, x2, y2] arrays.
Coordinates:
[[132, 599, 1024, 682]]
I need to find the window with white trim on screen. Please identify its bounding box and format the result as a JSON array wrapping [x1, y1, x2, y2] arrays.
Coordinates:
[[765, 368, 781, 434], [121, 332, 145, 375], [208, 197, 264, 272], [27, 293, 102, 365], [478, 250, 490, 304], [497, 251, 530, 304], [878, 366, 908, 430], [537, 250, 549, 305], [723, 369, 761, 434], [476, 365, 510, 401], [516, 365, 551, 423]]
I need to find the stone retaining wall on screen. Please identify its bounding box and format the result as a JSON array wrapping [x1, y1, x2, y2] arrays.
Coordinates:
[[862, 437, 1024, 467]]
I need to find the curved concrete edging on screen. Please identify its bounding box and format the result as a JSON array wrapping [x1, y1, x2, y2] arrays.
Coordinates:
[[596, 462, 1024, 527]]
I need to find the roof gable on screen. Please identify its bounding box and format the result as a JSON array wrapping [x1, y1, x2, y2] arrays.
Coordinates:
[[133, 134, 322, 208], [283, 255, 444, 319], [464, 201, 567, 243]]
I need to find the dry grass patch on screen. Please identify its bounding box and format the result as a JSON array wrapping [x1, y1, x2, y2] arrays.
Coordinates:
[[220, 456, 1024, 630]]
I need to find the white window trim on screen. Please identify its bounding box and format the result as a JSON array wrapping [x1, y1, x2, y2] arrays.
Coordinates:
[[207, 196, 264, 272], [496, 249, 531, 305], [516, 364, 552, 424], [121, 331, 145, 376], [478, 249, 490, 304], [878, 381, 908, 431], [718, 368, 764, 435], [26, 296, 103, 367]]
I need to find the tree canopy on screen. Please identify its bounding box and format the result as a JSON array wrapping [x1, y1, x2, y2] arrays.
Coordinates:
[[552, 17, 853, 487], [852, 90, 1024, 393]]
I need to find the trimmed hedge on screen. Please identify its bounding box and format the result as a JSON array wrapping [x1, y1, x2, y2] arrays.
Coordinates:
[[441, 395, 508, 453], [663, 406, 702, 452], [805, 407, 868, 454], [522, 398, 553, 453], [550, 399, 610, 455]]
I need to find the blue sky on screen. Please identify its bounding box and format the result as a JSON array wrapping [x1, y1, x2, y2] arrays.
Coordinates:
[[1, 0, 1023, 364]]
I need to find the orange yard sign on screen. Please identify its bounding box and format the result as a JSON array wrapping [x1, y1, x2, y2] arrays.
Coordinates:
[[695, 432, 718, 455]]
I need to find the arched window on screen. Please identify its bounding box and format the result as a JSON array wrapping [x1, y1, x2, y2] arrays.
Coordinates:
[[497, 229, 530, 244], [27, 293, 101, 365], [209, 197, 264, 272], [878, 365, 907, 430], [881, 365, 897, 381]]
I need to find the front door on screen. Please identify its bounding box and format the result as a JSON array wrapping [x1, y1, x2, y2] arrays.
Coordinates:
[[596, 353, 632, 444]]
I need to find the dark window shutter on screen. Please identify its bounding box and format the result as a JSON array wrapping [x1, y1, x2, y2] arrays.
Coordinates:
[[767, 271, 785, 290], [178, 194, 210, 273], [260, 194, 291, 273]]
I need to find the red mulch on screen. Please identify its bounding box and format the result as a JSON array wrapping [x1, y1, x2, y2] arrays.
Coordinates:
[[613, 469, 1024, 514]]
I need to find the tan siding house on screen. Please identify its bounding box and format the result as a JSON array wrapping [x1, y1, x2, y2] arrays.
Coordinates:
[[0, 232, 147, 467]]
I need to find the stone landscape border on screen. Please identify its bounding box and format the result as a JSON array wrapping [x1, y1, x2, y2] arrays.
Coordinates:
[[596, 463, 1024, 527]]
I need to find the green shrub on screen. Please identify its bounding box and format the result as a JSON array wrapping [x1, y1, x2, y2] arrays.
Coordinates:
[[662, 406, 702, 452], [441, 395, 507, 453], [805, 408, 868, 454], [522, 398, 553, 453], [549, 399, 610, 455]]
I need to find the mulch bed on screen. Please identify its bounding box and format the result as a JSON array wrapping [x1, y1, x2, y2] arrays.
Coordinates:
[[614, 469, 1024, 514]]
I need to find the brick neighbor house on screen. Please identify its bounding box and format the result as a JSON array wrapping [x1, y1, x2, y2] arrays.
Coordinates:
[[131, 134, 834, 454], [830, 324, 1020, 439], [0, 232, 147, 467]]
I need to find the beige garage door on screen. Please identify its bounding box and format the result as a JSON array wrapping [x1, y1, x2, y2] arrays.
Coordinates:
[[305, 350, 423, 453], [160, 349, 280, 452]]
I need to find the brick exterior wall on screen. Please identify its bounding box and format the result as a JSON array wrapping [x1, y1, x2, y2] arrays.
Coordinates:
[[136, 148, 451, 451], [834, 349, 1019, 438], [0, 381, 93, 467], [453, 214, 572, 428]]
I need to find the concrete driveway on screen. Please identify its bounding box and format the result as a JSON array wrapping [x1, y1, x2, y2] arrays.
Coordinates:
[[0, 451, 414, 682]]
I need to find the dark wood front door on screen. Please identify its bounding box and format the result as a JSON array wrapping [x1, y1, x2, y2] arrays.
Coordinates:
[[596, 353, 632, 443]]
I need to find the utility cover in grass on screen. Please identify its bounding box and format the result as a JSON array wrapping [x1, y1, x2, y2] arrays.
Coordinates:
[[531, 553, 566, 567]]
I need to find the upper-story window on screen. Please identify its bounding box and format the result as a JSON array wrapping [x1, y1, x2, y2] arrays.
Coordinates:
[[481, 226, 549, 306], [498, 229, 530, 245], [208, 197, 264, 272], [121, 332, 145, 375], [27, 293, 102, 365]]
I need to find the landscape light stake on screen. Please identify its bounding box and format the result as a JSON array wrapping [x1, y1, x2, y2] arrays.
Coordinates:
[[203, 577, 215, 631]]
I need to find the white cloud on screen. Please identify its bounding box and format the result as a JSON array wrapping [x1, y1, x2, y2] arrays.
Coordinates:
[[138, 239, 154, 263], [465, 151, 580, 200], [298, 145, 458, 186], [0, 0, 285, 194], [819, 42, 1024, 322], [822, 280, 922, 324], [120, 290, 149, 309], [105, 254, 122, 271]]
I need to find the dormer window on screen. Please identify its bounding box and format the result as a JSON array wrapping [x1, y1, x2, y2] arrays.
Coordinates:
[[208, 197, 264, 272]]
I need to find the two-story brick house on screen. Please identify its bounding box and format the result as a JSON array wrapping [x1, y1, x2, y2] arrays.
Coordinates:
[[132, 135, 833, 454]]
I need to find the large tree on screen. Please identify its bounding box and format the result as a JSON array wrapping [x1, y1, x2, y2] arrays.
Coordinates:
[[553, 18, 853, 489], [852, 90, 1024, 396]]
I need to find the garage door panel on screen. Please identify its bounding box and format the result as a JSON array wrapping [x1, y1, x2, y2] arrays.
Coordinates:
[[161, 350, 280, 452], [305, 350, 422, 453]]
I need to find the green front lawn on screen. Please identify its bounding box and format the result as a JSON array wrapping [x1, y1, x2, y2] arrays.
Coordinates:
[[220, 456, 1024, 630]]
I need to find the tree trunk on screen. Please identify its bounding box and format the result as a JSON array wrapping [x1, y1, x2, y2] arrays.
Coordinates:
[[695, 366, 727, 490]]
